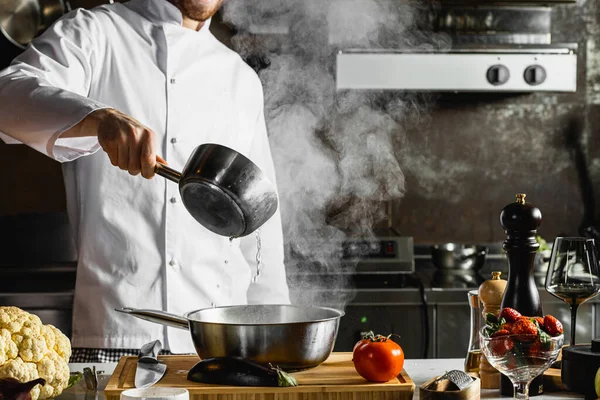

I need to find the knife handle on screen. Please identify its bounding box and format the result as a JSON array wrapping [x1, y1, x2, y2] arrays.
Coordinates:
[[139, 340, 162, 364]]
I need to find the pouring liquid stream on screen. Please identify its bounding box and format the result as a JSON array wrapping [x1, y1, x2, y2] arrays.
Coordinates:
[[228, 229, 262, 283], [253, 229, 262, 283]]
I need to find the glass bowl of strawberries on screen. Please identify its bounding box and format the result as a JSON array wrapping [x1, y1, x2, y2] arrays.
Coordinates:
[[479, 307, 564, 400]]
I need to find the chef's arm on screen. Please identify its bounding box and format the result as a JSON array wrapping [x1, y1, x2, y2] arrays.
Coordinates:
[[242, 107, 291, 304], [0, 9, 161, 178], [0, 9, 108, 162]]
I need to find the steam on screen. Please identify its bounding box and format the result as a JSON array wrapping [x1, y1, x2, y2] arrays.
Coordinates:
[[222, 0, 449, 307]]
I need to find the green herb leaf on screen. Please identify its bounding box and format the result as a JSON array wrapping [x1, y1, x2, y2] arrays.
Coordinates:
[[485, 313, 498, 324], [67, 372, 83, 389], [536, 236, 551, 252], [276, 368, 298, 387]]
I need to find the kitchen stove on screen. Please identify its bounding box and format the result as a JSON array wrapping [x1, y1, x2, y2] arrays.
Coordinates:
[[286, 234, 414, 276]]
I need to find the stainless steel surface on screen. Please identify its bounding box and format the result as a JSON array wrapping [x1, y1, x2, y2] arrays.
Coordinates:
[[117, 305, 344, 371], [430, 370, 474, 390], [39, 0, 67, 30], [153, 143, 278, 238], [437, 0, 575, 3], [336, 46, 578, 92], [288, 236, 415, 275], [135, 340, 167, 388], [0, 0, 67, 48], [154, 163, 181, 184], [116, 308, 189, 329], [0, 0, 40, 47], [432, 6, 552, 45], [347, 236, 415, 274], [431, 244, 488, 271], [452, 33, 551, 45], [339, 45, 577, 54], [311, 285, 597, 359], [83, 367, 98, 391]]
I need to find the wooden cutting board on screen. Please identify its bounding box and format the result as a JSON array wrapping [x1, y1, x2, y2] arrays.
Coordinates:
[[104, 352, 415, 400]]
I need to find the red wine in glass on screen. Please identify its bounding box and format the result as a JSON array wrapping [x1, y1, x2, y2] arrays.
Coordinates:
[[545, 237, 600, 346]]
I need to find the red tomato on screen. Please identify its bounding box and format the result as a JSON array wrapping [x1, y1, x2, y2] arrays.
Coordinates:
[[352, 334, 405, 382], [353, 338, 369, 352]]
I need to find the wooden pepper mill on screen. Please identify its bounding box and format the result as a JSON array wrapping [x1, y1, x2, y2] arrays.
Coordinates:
[[478, 271, 507, 389]]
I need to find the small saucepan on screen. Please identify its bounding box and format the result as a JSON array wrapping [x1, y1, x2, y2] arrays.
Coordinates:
[[431, 243, 488, 271], [116, 304, 344, 372], [155, 143, 278, 238], [0, 0, 70, 49]]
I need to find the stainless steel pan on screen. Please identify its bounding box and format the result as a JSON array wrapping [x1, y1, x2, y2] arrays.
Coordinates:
[[116, 304, 344, 371], [155, 143, 278, 238], [0, 0, 69, 48], [431, 243, 488, 271]]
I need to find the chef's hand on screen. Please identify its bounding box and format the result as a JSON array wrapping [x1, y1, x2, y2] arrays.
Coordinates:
[[62, 108, 166, 179]]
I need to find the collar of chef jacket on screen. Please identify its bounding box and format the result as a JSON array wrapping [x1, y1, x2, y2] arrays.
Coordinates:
[[127, 0, 213, 34]]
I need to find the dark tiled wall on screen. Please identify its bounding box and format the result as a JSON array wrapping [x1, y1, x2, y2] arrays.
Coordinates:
[[393, 0, 599, 243], [1, 0, 598, 246]]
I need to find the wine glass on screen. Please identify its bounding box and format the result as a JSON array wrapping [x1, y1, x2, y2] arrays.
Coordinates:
[[545, 237, 600, 346], [480, 330, 563, 399]]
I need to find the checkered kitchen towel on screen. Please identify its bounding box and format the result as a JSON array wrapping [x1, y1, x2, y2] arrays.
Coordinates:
[[69, 348, 175, 363]]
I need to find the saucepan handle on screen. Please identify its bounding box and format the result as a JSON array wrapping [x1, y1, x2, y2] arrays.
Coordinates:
[[155, 163, 182, 183], [116, 307, 189, 330]]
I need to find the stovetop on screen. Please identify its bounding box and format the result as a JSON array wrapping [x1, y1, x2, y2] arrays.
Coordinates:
[[288, 242, 513, 290]]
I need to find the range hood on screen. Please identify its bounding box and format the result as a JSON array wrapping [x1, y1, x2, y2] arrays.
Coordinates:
[[335, 3, 578, 93], [436, 0, 575, 3], [336, 44, 577, 92]]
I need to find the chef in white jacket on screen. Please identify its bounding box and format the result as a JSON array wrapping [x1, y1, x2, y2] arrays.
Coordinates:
[[0, 0, 290, 362]]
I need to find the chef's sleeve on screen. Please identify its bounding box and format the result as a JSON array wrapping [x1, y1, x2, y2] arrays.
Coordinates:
[[0, 9, 109, 162], [242, 99, 291, 305]]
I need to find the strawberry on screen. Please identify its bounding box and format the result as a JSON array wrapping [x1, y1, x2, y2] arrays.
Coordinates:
[[492, 329, 511, 337], [543, 315, 563, 336], [528, 339, 542, 356], [490, 336, 514, 357], [512, 317, 538, 342], [500, 307, 522, 323], [501, 323, 514, 333], [533, 316, 544, 326]]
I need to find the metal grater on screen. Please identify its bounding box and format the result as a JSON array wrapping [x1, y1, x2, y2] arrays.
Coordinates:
[[440, 370, 474, 390]]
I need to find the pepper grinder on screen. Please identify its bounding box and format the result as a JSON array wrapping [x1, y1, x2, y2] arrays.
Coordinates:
[[499, 193, 544, 396], [478, 271, 507, 389]]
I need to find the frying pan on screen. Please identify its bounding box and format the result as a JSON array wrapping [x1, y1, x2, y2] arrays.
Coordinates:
[[116, 305, 344, 371], [155, 143, 278, 238], [431, 243, 488, 271]]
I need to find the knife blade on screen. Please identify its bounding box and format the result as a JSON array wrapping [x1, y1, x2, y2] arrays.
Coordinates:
[[134, 340, 167, 388]]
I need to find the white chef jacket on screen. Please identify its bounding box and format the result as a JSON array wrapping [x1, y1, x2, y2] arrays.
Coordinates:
[[0, 0, 290, 353]]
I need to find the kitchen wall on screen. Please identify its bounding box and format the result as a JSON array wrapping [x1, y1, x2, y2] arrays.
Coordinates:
[[0, 0, 598, 246], [391, 0, 600, 244]]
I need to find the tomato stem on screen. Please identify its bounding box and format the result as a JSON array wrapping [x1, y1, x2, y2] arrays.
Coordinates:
[[361, 331, 402, 342]]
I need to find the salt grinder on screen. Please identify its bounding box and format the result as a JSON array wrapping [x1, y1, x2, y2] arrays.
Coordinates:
[[499, 193, 544, 396], [478, 271, 507, 389]]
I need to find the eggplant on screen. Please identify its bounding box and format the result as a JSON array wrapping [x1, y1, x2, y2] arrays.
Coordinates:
[[0, 378, 45, 400], [187, 357, 297, 387]]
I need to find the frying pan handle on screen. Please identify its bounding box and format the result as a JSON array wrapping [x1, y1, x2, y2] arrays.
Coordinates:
[[155, 163, 182, 183], [115, 307, 189, 330]]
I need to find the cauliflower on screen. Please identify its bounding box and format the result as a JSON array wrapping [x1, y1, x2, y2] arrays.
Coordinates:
[[0, 307, 71, 399]]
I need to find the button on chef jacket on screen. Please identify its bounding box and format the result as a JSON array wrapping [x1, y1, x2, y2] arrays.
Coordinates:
[[0, 0, 290, 353]]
